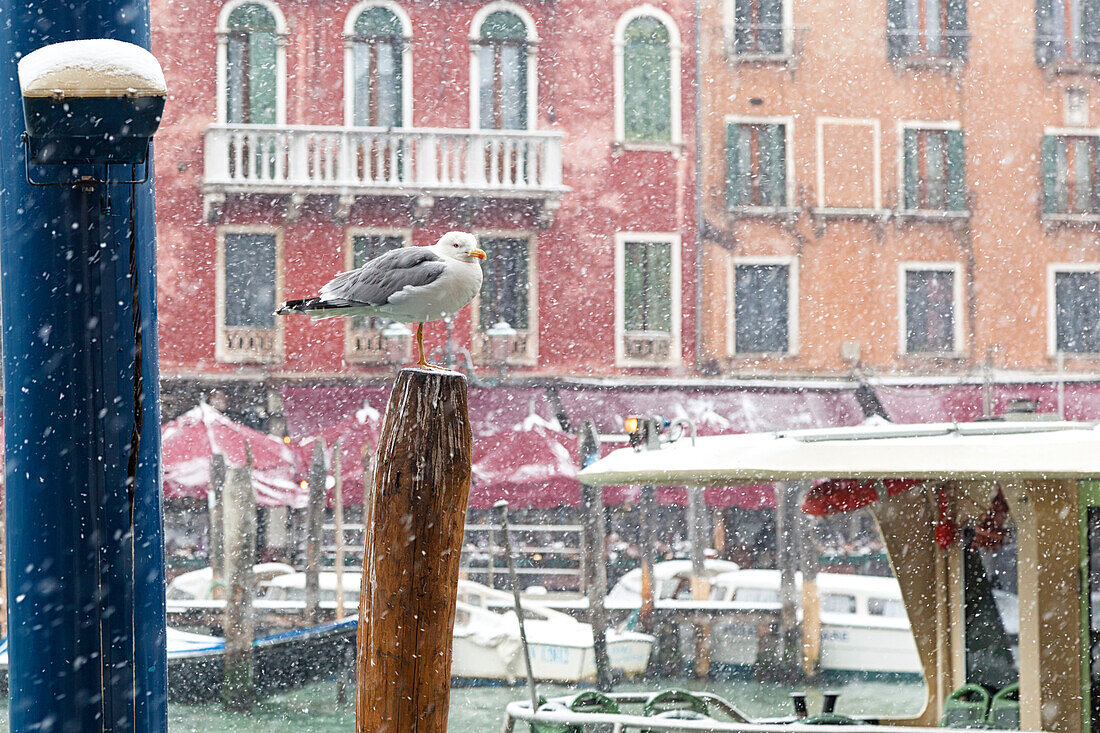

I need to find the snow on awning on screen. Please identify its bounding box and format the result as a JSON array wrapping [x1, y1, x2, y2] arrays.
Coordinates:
[[579, 420, 1100, 487]]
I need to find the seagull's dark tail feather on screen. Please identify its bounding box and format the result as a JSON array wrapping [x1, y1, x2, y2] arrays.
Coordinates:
[[276, 297, 365, 316]]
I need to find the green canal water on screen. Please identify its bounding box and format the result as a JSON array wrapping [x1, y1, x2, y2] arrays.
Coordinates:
[[0, 678, 927, 731], [165, 677, 924, 731]]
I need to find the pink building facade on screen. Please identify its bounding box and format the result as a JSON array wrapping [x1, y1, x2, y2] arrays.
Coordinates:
[[150, 0, 699, 421]]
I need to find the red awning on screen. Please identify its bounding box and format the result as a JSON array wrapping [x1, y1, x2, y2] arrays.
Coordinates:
[[162, 403, 307, 508], [801, 478, 922, 517], [469, 418, 579, 509]]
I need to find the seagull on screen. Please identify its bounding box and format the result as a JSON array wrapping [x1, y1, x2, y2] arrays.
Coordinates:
[[277, 231, 486, 370]]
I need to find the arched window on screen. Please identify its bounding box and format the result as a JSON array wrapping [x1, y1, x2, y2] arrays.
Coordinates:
[[225, 3, 280, 124], [349, 6, 405, 127], [615, 8, 681, 145], [476, 10, 529, 129]]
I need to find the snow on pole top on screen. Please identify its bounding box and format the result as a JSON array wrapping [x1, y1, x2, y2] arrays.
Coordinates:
[[18, 39, 166, 99]]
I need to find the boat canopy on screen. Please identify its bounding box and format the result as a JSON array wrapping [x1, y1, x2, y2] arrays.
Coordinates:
[[577, 420, 1100, 487]]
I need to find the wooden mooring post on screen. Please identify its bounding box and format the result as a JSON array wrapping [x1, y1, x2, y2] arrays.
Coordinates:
[[356, 369, 473, 733], [223, 460, 256, 711], [209, 453, 226, 599], [305, 439, 326, 625]]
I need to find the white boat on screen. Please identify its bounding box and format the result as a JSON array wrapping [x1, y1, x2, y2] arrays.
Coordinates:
[[166, 562, 297, 600], [606, 561, 923, 675], [255, 572, 654, 683], [454, 580, 654, 683]]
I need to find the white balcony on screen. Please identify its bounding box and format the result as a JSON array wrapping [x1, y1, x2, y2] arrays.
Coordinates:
[[202, 124, 567, 224]]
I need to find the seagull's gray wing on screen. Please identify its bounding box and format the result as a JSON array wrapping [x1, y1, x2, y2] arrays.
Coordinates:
[[319, 248, 447, 306]]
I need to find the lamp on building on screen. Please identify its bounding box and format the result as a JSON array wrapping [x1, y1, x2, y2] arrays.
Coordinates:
[[381, 321, 412, 364], [485, 319, 517, 368]]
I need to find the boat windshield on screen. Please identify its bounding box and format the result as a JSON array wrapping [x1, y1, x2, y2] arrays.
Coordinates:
[[963, 522, 1019, 690]]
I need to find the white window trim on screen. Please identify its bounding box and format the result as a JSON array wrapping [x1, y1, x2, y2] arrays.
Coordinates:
[[471, 229, 539, 366], [1047, 262, 1100, 356], [815, 117, 881, 210], [613, 6, 683, 147], [722, 0, 794, 58], [897, 262, 965, 356], [216, 0, 288, 125], [614, 232, 683, 368], [726, 255, 799, 357], [468, 1, 539, 131], [342, 1, 413, 128], [215, 224, 284, 363], [896, 120, 962, 212], [724, 115, 795, 209], [1044, 126, 1100, 137]]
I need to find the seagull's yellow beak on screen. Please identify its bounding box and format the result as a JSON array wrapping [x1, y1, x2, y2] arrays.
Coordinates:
[[469, 248, 487, 260]]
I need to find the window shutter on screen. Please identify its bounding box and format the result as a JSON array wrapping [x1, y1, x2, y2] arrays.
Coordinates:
[[1092, 139, 1100, 215], [726, 124, 742, 208], [1084, 0, 1100, 64], [648, 243, 672, 333], [1035, 0, 1055, 66], [623, 243, 646, 332], [759, 0, 784, 54], [903, 129, 919, 210], [1041, 135, 1059, 214], [733, 0, 753, 53], [946, 0, 968, 61], [946, 130, 967, 211], [760, 124, 787, 207], [249, 31, 278, 125], [886, 0, 908, 60]]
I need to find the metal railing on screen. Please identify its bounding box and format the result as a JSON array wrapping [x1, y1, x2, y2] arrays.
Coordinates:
[[461, 523, 586, 593], [204, 124, 565, 196]]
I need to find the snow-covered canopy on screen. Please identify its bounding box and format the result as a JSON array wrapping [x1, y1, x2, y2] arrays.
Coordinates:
[[578, 420, 1100, 487], [19, 39, 166, 98]]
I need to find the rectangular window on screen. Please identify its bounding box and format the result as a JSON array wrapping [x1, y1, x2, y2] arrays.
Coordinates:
[[1036, 0, 1100, 65], [1042, 135, 1100, 215], [350, 234, 404, 329], [902, 127, 966, 211], [727, 122, 788, 208], [218, 229, 281, 363], [887, 0, 968, 61], [904, 267, 958, 353], [733, 262, 791, 353], [224, 232, 276, 328], [732, 0, 785, 56], [620, 238, 675, 365], [1054, 269, 1100, 353], [476, 234, 536, 365], [623, 240, 672, 334], [821, 593, 857, 614], [226, 28, 277, 124]]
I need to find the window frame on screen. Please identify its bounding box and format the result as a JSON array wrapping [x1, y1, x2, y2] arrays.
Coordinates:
[[216, 0, 287, 125], [468, 2, 539, 132], [343, 227, 411, 364], [215, 224, 284, 363], [886, 0, 969, 66], [726, 115, 796, 214], [1041, 126, 1100, 222], [897, 262, 965, 356], [614, 232, 683, 368], [1036, 0, 1100, 69], [1047, 263, 1100, 356], [815, 117, 884, 215], [471, 229, 539, 366], [342, 1, 413, 128], [727, 255, 799, 357], [723, 0, 794, 61], [614, 5, 683, 149], [897, 120, 968, 217]]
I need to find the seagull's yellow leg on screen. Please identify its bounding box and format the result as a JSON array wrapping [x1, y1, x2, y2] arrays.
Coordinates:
[[415, 323, 431, 369]]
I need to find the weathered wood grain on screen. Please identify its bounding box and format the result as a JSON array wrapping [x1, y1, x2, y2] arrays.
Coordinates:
[[356, 368, 472, 733], [222, 462, 256, 711]]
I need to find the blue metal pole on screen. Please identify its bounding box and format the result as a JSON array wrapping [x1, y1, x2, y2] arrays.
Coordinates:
[[0, 2, 166, 731]]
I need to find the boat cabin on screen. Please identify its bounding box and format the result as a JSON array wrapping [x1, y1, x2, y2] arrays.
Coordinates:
[[578, 420, 1100, 733]]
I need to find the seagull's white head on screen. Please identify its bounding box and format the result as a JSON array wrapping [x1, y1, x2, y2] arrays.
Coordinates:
[[433, 231, 486, 263]]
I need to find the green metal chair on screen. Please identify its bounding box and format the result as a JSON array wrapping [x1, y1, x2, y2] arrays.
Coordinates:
[[940, 684, 992, 728], [986, 682, 1020, 729]]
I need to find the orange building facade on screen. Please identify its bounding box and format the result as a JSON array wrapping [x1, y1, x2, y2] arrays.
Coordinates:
[[698, 0, 1100, 379]]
